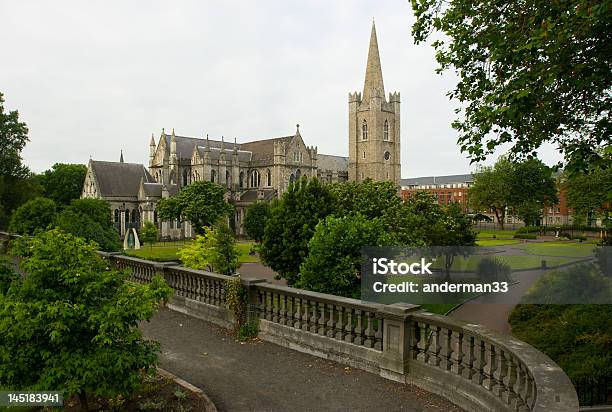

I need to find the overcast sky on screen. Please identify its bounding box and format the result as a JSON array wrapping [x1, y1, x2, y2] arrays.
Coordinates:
[[2, 0, 562, 176]]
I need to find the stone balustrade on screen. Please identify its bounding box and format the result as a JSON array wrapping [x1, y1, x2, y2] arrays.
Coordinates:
[[0, 232, 579, 412]]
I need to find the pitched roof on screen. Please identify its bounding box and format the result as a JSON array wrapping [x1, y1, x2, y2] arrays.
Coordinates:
[[90, 160, 154, 198], [142, 182, 179, 198], [240, 136, 294, 163], [401, 174, 474, 187], [317, 154, 348, 172], [163, 134, 233, 159]]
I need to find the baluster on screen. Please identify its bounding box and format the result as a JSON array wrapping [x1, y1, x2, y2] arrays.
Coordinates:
[[496, 349, 509, 399], [326, 304, 336, 337], [524, 372, 535, 410], [506, 354, 518, 406], [258, 290, 266, 313], [219, 281, 225, 304], [271, 293, 279, 323], [335, 306, 345, 340], [344, 308, 355, 343], [487, 344, 498, 392], [363, 311, 375, 348], [452, 330, 463, 375], [444, 328, 453, 371], [279, 294, 287, 325], [197, 276, 204, 301], [514, 362, 527, 411], [318, 302, 327, 335], [187, 275, 194, 299], [417, 322, 430, 363], [301, 299, 310, 331], [477, 340, 487, 386], [266, 291, 273, 321], [353, 309, 364, 345], [309, 301, 319, 333], [293, 298, 302, 329], [374, 313, 383, 351], [466, 335, 476, 380], [214, 280, 220, 306]]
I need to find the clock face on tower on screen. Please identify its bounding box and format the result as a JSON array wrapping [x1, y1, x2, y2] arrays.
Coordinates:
[[384, 151, 390, 161]]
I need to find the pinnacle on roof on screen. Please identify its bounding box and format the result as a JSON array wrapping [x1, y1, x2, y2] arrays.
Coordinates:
[[362, 20, 385, 102], [149, 133, 156, 146], [119, 150, 124, 163]]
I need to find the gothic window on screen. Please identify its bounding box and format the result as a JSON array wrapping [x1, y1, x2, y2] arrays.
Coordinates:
[[362, 120, 368, 141], [114, 209, 119, 223], [295, 169, 302, 180], [250, 170, 260, 188], [125, 209, 130, 223], [299, 152, 303, 161], [289, 174, 295, 185], [182, 168, 189, 186], [383, 120, 389, 141], [226, 170, 231, 187], [239, 172, 245, 188], [154, 210, 158, 224], [132, 209, 138, 223], [266, 169, 272, 186], [384, 151, 390, 161], [211, 170, 216, 183], [363, 152, 366, 159]]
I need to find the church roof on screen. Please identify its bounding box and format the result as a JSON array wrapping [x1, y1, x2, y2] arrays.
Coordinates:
[[142, 182, 179, 198], [240, 135, 294, 164], [90, 160, 154, 198], [401, 174, 474, 187], [163, 134, 231, 159], [195, 146, 253, 162], [317, 154, 348, 172]]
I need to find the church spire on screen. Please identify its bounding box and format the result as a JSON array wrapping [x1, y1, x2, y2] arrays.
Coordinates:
[[362, 20, 385, 102], [119, 150, 124, 163]]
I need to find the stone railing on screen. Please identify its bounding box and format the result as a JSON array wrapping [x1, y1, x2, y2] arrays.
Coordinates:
[[0, 232, 579, 412]]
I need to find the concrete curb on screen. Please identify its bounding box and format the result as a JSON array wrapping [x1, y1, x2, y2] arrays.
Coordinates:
[[157, 367, 218, 412]]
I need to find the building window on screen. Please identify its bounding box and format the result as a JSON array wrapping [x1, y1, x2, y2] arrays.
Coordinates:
[[362, 120, 368, 140], [290, 174, 295, 185], [250, 170, 260, 188], [363, 152, 366, 159], [211, 170, 216, 183], [125, 209, 130, 223], [132, 209, 138, 223], [266, 169, 272, 186], [295, 169, 302, 180], [154, 210, 158, 224], [383, 120, 389, 141], [114, 209, 119, 223], [226, 170, 231, 187], [239, 172, 244, 188], [384, 151, 390, 161], [182, 168, 189, 186], [299, 152, 303, 161]]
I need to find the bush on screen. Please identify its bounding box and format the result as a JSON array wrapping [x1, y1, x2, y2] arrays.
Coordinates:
[[516, 226, 543, 234], [513, 233, 537, 239], [8, 197, 57, 235], [244, 201, 270, 243], [178, 222, 238, 275], [54, 210, 121, 252], [0, 259, 18, 295], [475, 257, 511, 282]]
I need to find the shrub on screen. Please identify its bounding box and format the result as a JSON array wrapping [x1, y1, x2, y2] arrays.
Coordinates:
[[513, 233, 537, 239], [244, 201, 270, 243], [475, 257, 511, 282], [8, 197, 57, 235], [178, 222, 238, 275], [516, 226, 543, 234]]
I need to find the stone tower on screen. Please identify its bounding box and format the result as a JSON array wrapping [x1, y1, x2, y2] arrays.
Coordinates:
[[348, 21, 401, 185]]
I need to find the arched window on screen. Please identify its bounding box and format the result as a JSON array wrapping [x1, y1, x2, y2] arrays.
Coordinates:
[[289, 174, 295, 185], [250, 170, 260, 188], [114, 209, 119, 223], [239, 172, 244, 188], [226, 170, 231, 187], [125, 209, 130, 223], [154, 210, 158, 224], [211, 169, 216, 183], [383, 120, 389, 141], [295, 169, 302, 180], [132, 209, 138, 223], [182, 168, 189, 186], [266, 169, 272, 186], [362, 120, 368, 141]]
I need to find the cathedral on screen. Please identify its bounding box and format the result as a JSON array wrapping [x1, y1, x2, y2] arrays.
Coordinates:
[[81, 22, 401, 239]]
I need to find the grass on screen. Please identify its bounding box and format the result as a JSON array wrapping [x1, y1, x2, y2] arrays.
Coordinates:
[[517, 241, 596, 258], [475, 229, 517, 239], [125, 240, 260, 264], [476, 239, 521, 247]]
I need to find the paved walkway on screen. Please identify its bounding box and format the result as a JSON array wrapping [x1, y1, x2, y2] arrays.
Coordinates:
[[140, 308, 463, 412]]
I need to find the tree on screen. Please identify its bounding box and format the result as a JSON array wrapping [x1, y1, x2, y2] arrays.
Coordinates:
[[52, 198, 121, 252], [509, 159, 558, 226], [410, 1, 611, 172], [244, 201, 270, 243], [260, 177, 335, 285], [0, 92, 40, 227], [156, 181, 232, 235], [8, 197, 57, 235], [469, 158, 514, 229], [565, 167, 612, 227], [298, 214, 387, 298], [178, 222, 239, 275], [38, 163, 87, 207], [328, 179, 402, 221], [140, 221, 159, 249], [0, 229, 172, 411]]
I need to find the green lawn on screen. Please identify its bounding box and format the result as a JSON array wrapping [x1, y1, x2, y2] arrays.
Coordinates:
[[125, 240, 259, 264], [516, 241, 596, 258], [476, 239, 521, 247], [475, 229, 517, 239]]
